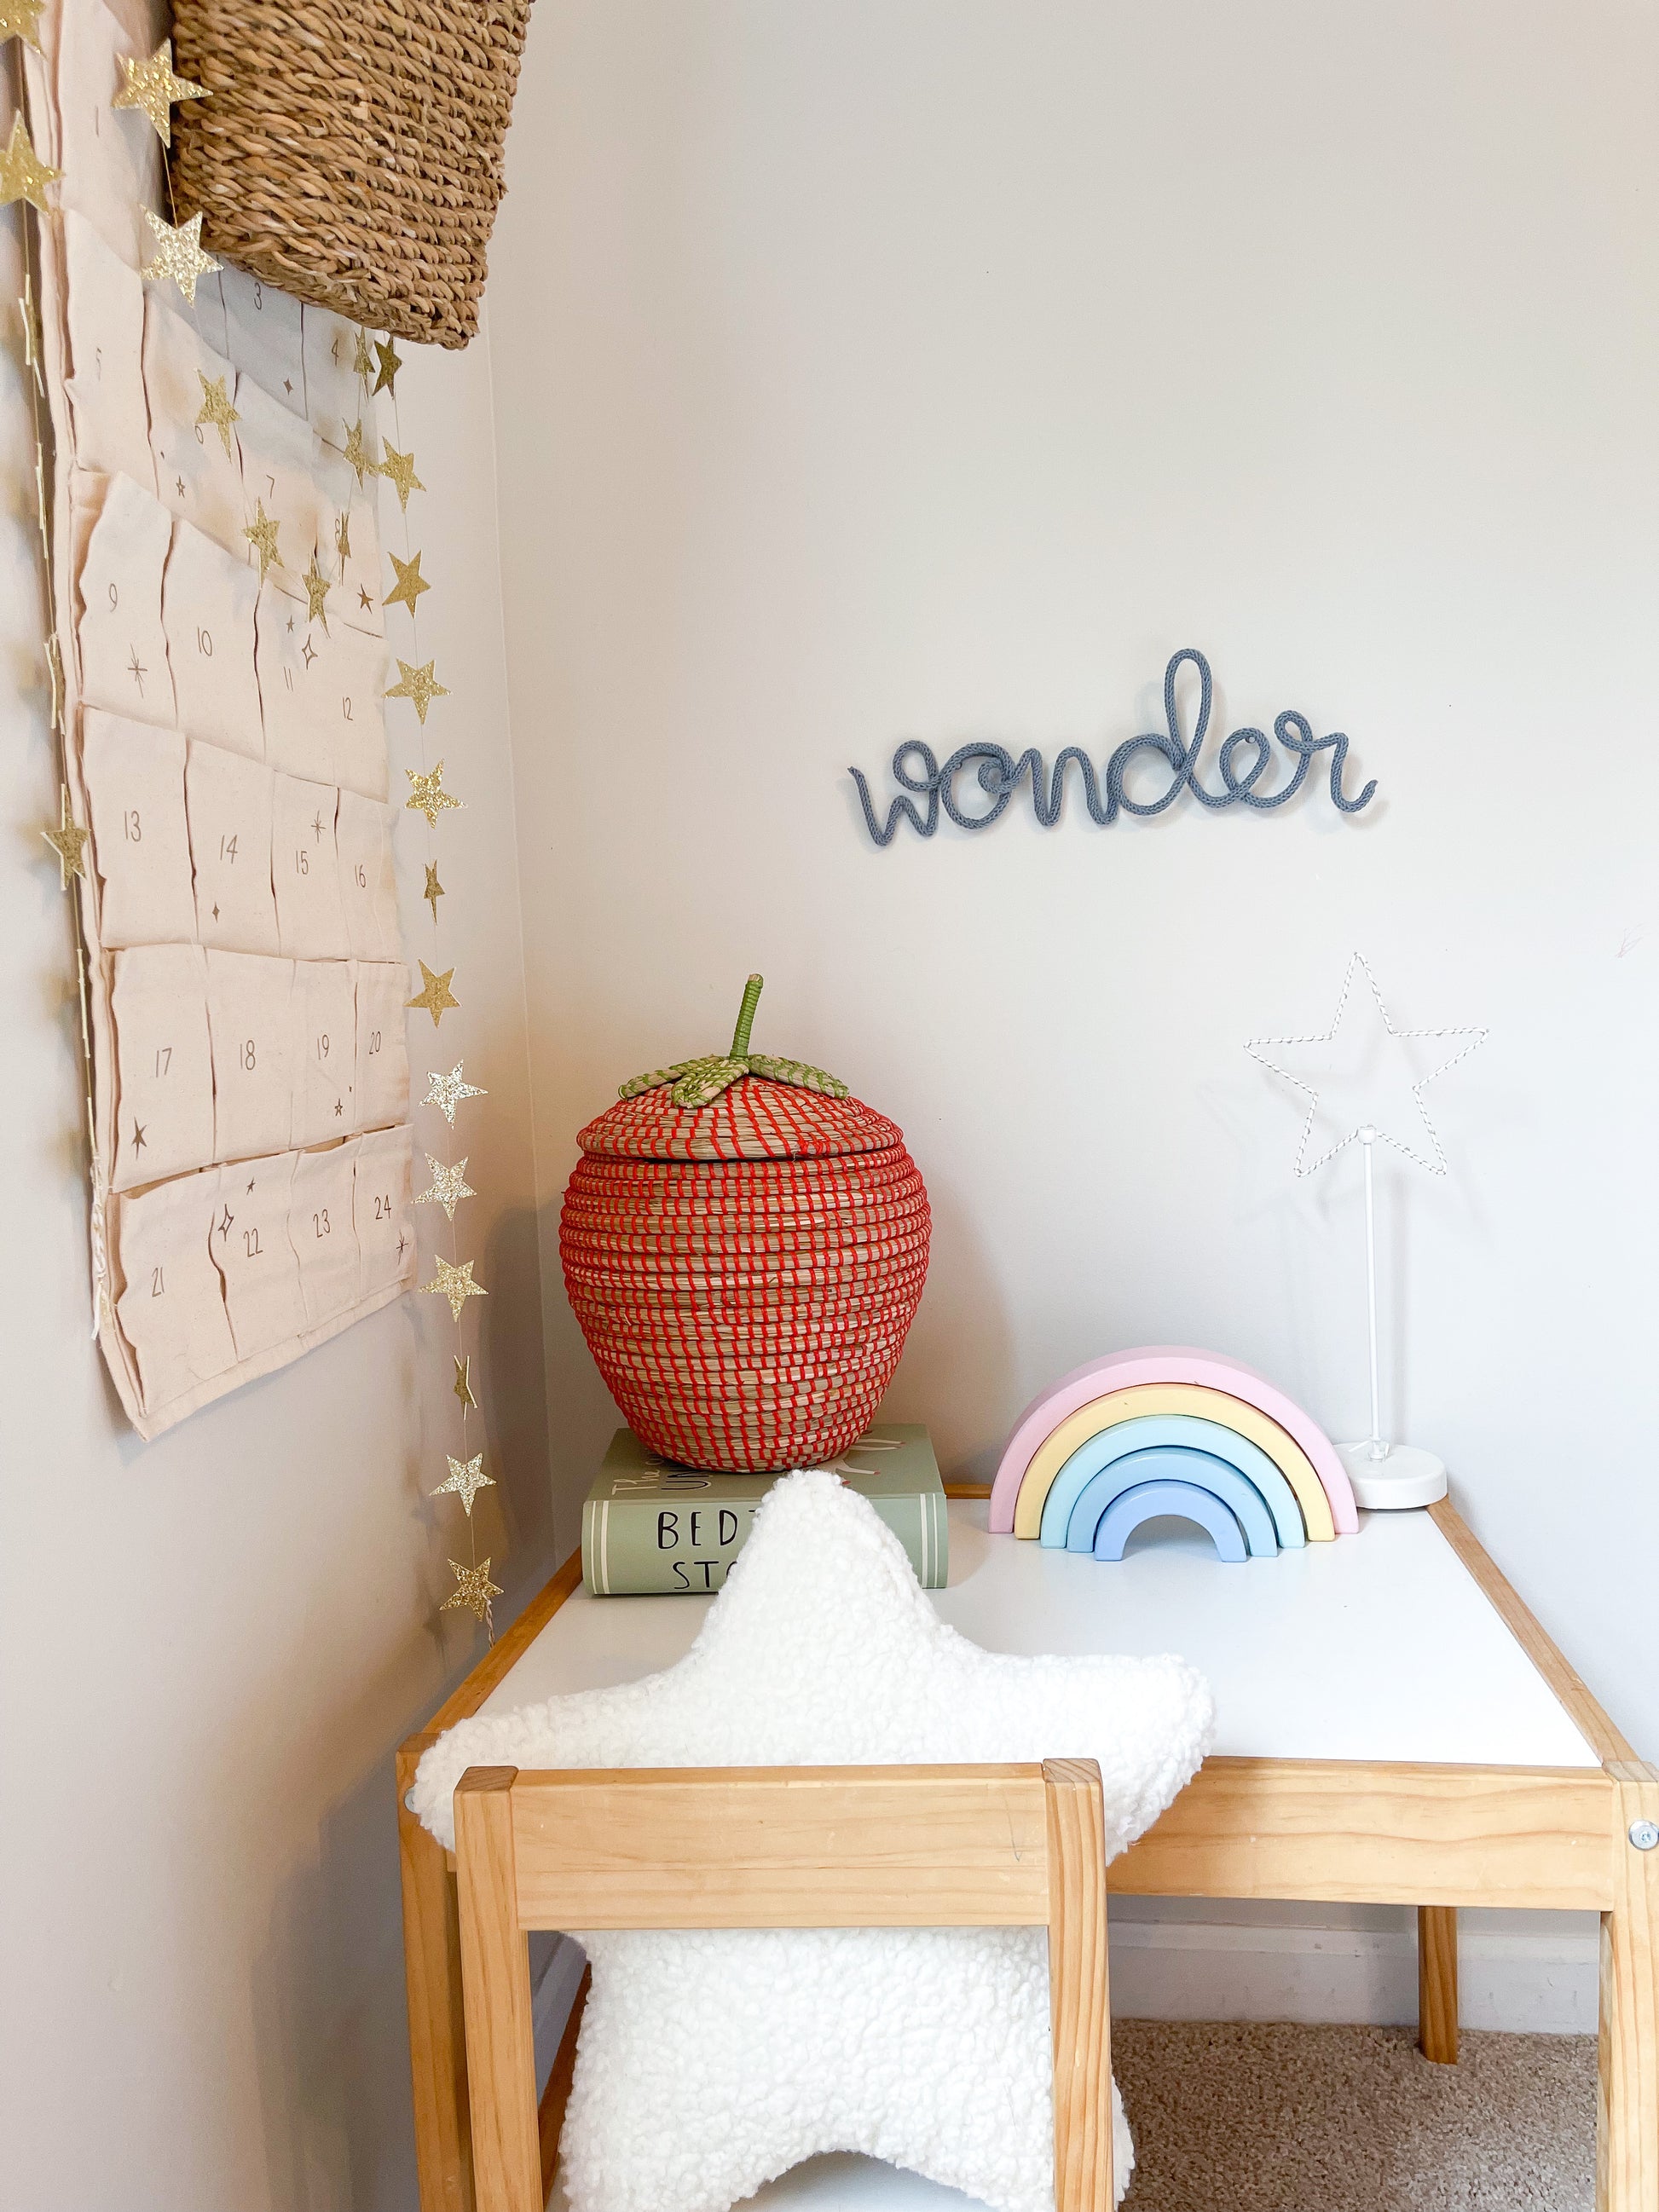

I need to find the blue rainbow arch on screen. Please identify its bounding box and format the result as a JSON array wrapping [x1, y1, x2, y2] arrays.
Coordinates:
[[1066, 1446, 1280, 1557], [1092, 1481, 1250, 1562], [1039, 1414, 1306, 1553]]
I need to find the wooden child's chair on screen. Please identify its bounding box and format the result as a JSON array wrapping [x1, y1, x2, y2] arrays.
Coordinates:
[[454, 1759, 1116, 2212]]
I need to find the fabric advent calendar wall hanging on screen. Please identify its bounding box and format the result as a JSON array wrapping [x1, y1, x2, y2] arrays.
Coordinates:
[[7, 0, 494, 1544]]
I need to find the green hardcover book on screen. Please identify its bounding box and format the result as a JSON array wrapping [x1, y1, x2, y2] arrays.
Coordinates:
[[581, 1424, 946, 1595]]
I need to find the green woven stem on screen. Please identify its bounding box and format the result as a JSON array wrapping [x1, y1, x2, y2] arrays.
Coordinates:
[[618, 972, 850, 1105], [730, 973, 765, 1058]]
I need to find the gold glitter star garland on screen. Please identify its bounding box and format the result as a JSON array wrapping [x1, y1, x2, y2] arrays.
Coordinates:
[[360, 334, 503, 1642]]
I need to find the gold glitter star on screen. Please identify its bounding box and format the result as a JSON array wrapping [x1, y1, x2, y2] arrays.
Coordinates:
[[302, 553, 332, 632], [194, 370, 240, 458], [384, 547, 429, 615], [0, 0, 47, 50], [415, 1154, 476, 1222], [334, 508, 352, 566], [452, 1353, 477, 1411], [404, 758, 462, 824], [419, 1252, 486, 1321], [386, 659, 449, 726], [442, 1556, 502, 1626], [351, 328, 374, 383], [423, 862, 444, 923], [343, 418, 377, 488], [40, 785, 89, 887], [425, 1064, 485, 1124], [372, 337, 402, 396], [243, 500, 280, 580], [141, 208, 219, 304], [408, 959, 460, 1026], [378, 442, 424, 511], [432, 1451, 494, 1516], [0, 115, 61, 214], [18, 273, 43, 395], [113, 40, 208, 146]]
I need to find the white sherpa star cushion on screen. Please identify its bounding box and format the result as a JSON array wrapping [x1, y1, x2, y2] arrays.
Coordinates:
[[413, 1472, 1213, 2212]]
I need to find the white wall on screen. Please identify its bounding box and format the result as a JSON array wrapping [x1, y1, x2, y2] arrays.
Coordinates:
[[482, 0, 1659, 2005], [0, 201, 551, 2212]]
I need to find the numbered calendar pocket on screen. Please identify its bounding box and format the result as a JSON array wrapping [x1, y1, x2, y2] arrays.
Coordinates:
[[143, 299, 246, 551], [355, 1124, 416, 1300], [257, 586, 390, 799], [255, 578, 334, 786], [289, 1138, 362, 1327], [300, 305, 362, 457], [323, 623, 391, 801], [236, 373, 348, 590], [185, 742, 279, 955], [207, 1147, 307, 1361], [353, 962, 411, 1131], [163, 517, 263, 757], [271, 774, 349, 959], [219, 267, 307, 420], [110, 944, 215, 1190], [205, 950, 295, 1163], [63, 213, 154, 489], [80, 710, 196, 946], [55, 0, 163, 271], [75, 472, 177, 728], [114, 1169, 237, 1412], [292, 961, 358, 1146], [334, 790, 399, 961]]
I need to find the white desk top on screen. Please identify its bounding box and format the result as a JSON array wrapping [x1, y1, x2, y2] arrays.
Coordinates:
[[487, 1502, 1598, 1770]]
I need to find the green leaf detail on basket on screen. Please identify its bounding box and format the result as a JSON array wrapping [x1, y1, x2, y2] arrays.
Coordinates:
[[618, 973, 851, 1110]]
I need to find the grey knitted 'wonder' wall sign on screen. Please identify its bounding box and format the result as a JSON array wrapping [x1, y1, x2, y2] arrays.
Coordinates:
[[848, 649, 1377, 846]]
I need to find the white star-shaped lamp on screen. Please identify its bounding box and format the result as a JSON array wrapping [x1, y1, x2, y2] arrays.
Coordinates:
[[1246, 954, 1488, 1509], [413, 1473, 1211, 2212]]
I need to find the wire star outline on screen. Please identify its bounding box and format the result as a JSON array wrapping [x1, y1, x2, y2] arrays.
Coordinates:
[[1244, 951, 1488, 1180]]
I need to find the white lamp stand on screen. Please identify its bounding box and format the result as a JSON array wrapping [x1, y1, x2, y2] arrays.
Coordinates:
[[1337, 1126, 1447, 1510]]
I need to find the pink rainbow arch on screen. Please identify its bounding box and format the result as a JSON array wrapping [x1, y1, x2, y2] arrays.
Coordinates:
[[988, 1346, 1358, 1536]]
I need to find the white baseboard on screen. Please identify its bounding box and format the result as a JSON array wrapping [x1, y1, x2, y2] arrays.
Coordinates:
[[1107, 1915, 1598, 2034]]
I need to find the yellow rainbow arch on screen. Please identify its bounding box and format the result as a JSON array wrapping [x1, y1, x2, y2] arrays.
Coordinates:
[[1013, 1382, 1337, 1544]]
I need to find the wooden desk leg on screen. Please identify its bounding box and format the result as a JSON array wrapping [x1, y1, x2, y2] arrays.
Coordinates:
[[456, 1769, 542, 2212], [1045, 1760, 1113, 2212], [1598, 1763, 1659, 2212], [398, 1738, 476, 2212], [1417, 1907, 1459, 2065]]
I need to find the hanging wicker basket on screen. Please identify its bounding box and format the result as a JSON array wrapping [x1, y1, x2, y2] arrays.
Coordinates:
[[560, 978, 932, 1472], [167, 0, 535, 349]]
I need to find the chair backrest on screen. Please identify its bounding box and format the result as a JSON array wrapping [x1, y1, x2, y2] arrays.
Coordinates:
[[454, 1759, 1113, 2212]]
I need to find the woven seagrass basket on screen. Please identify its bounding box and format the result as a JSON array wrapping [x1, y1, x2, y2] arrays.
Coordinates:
[[560, 980, 931, 1472], [168, 0, 534, 348]]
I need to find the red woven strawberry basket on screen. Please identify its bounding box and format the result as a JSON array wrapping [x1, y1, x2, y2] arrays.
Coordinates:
[[559, 977, 931, 1471]]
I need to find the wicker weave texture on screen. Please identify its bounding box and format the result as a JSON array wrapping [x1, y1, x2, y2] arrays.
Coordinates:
[[167, 0, 533, 348], [561, 1147, 931, 1472], [576, 1080, 902, 1164]]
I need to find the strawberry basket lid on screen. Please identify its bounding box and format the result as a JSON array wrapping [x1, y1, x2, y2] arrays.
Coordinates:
[[576, 974, 906, 1164]]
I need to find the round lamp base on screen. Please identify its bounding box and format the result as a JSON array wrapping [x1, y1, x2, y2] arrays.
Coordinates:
[[1338, 1441, 1448, 1510]]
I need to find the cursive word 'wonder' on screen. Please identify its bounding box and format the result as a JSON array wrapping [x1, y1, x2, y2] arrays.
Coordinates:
[[848, 649, 1378, 846]]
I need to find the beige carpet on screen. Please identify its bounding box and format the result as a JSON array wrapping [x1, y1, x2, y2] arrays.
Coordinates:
[[1113, 2022, 1595, 2211]]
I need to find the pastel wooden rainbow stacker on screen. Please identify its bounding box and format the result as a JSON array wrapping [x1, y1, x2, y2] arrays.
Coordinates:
[[991, 1347, 1357, 1543]]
